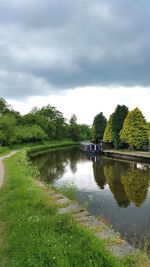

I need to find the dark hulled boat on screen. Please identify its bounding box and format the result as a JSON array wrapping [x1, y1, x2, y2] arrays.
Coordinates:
[[80, 141, 101, 154]]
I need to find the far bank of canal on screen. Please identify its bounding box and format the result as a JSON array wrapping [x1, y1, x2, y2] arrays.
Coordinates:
[[31, 147, 150, 254]]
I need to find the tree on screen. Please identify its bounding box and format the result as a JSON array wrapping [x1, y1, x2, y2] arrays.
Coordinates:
[[112, 105, 128, 149], [13, 125, 48, 144], [92, 112, 107, 141], [69, 114, 77, 125], [79, 124, 92, 140], [120, 107, 149, 150], [0, 114, 16, 145], [103, 114, 114, 142], [0, 97, 10, 114], [69, 114, 80, 141]]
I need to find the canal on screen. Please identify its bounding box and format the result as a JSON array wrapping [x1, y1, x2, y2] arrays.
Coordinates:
[[32, 147, 150, 253]]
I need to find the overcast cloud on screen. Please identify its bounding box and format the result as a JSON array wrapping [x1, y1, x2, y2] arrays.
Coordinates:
[[0, 0, 150, 100]]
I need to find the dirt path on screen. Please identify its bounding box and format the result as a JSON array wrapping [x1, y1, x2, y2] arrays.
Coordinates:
[[0, 151, 18, 188]]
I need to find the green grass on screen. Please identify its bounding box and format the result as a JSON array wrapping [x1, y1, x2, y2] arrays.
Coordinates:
[[52, 182, 78, 201], [0, 146, 10, 156], [27, 140, 79, 157], [0, 150, 125, 267]]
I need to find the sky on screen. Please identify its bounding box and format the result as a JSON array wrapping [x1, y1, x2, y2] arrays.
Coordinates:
[[0, 0, 150, 124]]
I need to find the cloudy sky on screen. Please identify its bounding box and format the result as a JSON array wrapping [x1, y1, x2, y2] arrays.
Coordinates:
[[0, 0, 150, 124]]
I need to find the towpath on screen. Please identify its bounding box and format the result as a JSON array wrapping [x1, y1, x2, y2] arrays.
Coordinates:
[[0, 151, 18, 188]]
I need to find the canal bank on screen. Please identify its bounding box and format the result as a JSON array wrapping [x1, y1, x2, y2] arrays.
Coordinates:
[[103, 150, 150, 164], [0, 144, 150, 267], [30, 144, 150, 265], [0, 146, 125, 267]]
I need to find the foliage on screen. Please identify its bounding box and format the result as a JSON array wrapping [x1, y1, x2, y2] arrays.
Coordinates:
[[148, 122, 150, 141], [13, 125, 48, 144], [69, 114, 81, 141], [69, 114, 77, 124], [112, 105, 128, 149], [0, 146, 9, 156], [0, 151, 124, 267], [79, 124, 92, 140], [120, 108, 149, 150], [0, 114, 16, 145], [0, 97, 11, 114], [92, 112, 107, 141], [20, 105, 67, 140], [54, 182, 77, 200], [27, 141, 79, 157], [0, 97, 20, 120], [103, 114, 114, 142]]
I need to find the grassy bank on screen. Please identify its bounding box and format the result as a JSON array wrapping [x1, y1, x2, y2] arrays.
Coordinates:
[[27, 140, 79, 157], [0, 146, 10, 156], [0, 150, 126, 267]]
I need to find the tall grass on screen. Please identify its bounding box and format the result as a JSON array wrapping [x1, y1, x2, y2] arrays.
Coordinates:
[[53, 182, 77, 200]]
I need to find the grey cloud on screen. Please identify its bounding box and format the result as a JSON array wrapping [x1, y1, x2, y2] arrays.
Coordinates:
[[0, 0, 150, 99]]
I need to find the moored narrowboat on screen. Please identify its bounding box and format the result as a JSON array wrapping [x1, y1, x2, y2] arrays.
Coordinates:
[[80, 141, 101, 153]]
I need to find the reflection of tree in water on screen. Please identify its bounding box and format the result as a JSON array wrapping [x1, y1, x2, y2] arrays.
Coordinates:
[[104, 161, 130, 208], [121, 164, 150, 207], [69, 149, 81, 174], [32, 147, 84, 183], [92, 157, 106, 189], [35, 151, 67, 182]]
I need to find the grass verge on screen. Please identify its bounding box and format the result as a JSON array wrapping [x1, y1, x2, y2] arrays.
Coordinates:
[[27, 140, 79, 157], [0, 150, 126, 267], [0, 147, 10, 157]]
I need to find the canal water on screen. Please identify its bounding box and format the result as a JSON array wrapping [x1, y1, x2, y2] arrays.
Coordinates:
[[32, 147, 150, 252]]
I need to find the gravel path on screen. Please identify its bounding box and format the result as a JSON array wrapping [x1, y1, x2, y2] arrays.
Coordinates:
[[0, 151, 18, 188]]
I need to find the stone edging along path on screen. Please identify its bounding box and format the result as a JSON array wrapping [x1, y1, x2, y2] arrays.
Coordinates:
[[0, 151, 18, 188], [36, 180, 135, 258]]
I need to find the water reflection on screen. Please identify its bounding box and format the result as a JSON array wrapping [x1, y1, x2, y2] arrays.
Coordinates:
[[32, 147, 85, 182], [92, 157, 106, 189], [32, 148, 150, 251], [103, 163, 130, 208], [32, 148, 150, 208], [121, 165, 150, 207]]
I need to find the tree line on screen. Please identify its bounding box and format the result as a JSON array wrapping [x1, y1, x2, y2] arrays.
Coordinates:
[[0, 97, 149, 151], [92, 105, 150, 151], [0, 98, 91, 146]]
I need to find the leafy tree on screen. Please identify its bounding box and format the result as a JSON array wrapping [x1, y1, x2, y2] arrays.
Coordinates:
[[112, 105, 128, 149], [120, 108, 149, 150], [0, 97, 20, 120], [13, 125, 48, 144], [92, 112, 107, 141], [0, 114, 16, 145], [0, 97, 11, 114], [79, 124, 92, 140], [103, 114, 114, 142], [69, 114, 77, 125], [69, 114, 80, 141]]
